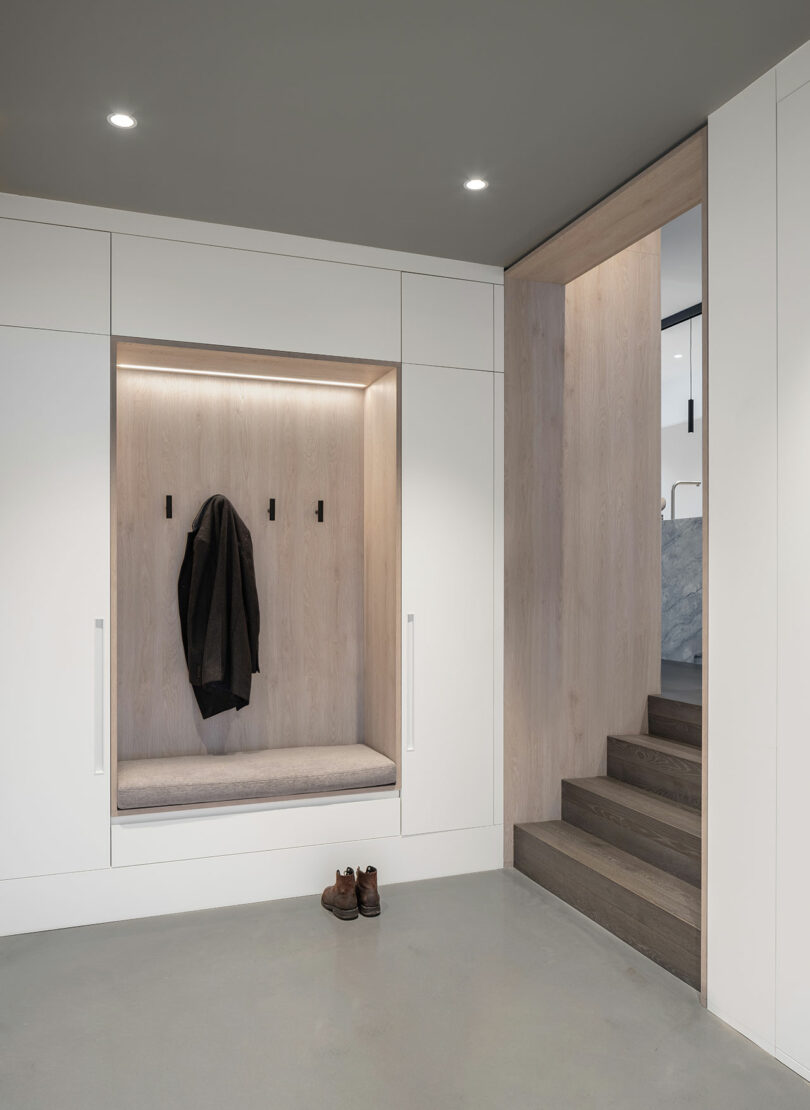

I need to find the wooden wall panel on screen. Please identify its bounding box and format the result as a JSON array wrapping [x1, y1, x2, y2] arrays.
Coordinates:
[[504, 279, 565, 863], [509, 129, 704, 285], [504, 235, 661, 862], [116, 367, 365, 759], [363, 369, 401, 769], [561, 233, 661, 781]]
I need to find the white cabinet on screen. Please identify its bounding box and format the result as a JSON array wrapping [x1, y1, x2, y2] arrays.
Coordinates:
[[0, 218, 110, 335], [401, 364, 494, 836], [776, 79, 810, 1077], [0, 327, 111, 880], [111, 234, 401, 362], [112, 797, 400, 867], [494, 284, 504, 374], [402, 273, 494, 371], [493, 372, 504, 825]]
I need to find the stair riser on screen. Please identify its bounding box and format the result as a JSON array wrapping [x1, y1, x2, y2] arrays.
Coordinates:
[[648, 696, 702, 747], [607, 740, 701, 810], [648, 713, 702, 747], [514, 826, 700, 989], [561, 785, 700, 887]]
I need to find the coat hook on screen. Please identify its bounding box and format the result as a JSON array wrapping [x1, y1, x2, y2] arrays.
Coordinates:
[[166, 494, 173, 519], [268, 498, 276, 521], [316, 499, 324, 523]]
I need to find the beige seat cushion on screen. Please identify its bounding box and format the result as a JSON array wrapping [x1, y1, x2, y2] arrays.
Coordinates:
[[118, 743, 397, 810]]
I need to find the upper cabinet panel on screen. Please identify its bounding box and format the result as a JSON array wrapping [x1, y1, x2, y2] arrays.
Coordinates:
[[112, 235, 401, 362], [777, 38, 810, 102], [402, 273, 494, 371], [0, 218, 110, 334]]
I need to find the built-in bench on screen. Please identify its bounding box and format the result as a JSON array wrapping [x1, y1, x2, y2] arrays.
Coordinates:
[[117, 743, 397, 810]]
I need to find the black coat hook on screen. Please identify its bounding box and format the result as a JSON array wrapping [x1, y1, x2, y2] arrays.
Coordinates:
[[268, 498, 276, 521], [166, 495, 173, 519], [316, 499, 324, 523]]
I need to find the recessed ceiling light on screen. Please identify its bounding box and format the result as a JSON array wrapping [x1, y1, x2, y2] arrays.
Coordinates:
[[674, 353, 683, 359], [464, 177, 488, 191], [107, 112, 137, 129]]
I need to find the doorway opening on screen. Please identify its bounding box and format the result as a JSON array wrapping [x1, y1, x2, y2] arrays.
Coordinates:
[[660, 207, 703, 705]]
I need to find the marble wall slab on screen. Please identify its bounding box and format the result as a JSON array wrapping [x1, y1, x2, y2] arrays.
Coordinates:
[[662, 517, 703, 662]]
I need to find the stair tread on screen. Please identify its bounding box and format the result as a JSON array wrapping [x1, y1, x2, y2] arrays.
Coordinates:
[[517, 820, 701, 929], [609, 733, 701, 764], [563, 776, 701, 837]]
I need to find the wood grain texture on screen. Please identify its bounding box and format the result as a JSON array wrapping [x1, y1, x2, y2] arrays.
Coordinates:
[[363, 369, 400, 769], [116, 364, 366, 760], [561, 776, 701, 886], [509, 129, 706, 284], [504, 237, 661, 862], [647, 695, 702, 747], [503, 278, 565, 862], [607, 734, 701, 810], [514, 820, 700, 988], [116, 340, 395, 388]]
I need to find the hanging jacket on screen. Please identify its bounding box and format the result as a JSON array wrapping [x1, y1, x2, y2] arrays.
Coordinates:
[[178, 495, 260, 719]]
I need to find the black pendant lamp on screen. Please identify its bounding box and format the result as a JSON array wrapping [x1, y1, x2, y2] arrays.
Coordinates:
[[687, 317, 695, 433]]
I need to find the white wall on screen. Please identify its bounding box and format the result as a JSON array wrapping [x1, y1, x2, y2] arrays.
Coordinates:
[[708, 36, 810, 1082], [662, 420, 702, 519], [775, 63, 810, 1084]]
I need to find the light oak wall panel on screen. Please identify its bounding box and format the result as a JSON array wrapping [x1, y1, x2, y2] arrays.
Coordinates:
[[510, 130, 704, 285], [561, 233, 661, 781], [116, 366, 365, 759], [504, 279, 565, 863], [363, 369, 400, 768], [504, 235, 661, 862]]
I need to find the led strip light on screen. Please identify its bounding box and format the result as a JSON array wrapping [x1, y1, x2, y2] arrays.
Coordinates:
[[117, 362, 367, 388]]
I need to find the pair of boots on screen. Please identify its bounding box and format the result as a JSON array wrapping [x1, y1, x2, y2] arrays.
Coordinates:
[[321, 866, 379, 920]]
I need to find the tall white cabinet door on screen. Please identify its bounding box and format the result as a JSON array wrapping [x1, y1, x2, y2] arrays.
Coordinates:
[[401, 364, 494, 836], [776, 80, 810, 1077], [0, 327, 111, 880]]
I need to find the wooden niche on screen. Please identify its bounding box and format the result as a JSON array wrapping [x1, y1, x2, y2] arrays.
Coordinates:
[[113, 340, 400, 794]]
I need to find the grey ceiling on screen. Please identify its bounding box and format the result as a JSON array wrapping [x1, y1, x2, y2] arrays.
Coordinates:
[[3, 1, 810, 267]]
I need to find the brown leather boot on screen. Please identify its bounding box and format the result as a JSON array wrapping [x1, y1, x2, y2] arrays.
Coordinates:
[[355, 865, 380, 917], [321, 867, 359, 920]]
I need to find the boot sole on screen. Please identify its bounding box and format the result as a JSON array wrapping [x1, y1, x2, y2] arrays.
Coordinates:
[[321, 896, 358, 920], [358, 905, 381, 917]]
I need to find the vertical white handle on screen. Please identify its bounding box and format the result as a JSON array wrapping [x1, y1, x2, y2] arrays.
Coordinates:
[[406, 613, 415, 752], [94, 618, 105, 775]]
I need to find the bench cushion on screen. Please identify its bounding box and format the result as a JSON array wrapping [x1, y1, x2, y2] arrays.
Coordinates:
[[118, 743, 397, 810]]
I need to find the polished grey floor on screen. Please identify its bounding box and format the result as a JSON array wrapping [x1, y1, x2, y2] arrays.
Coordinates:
[[1, 870, 806, 1109]]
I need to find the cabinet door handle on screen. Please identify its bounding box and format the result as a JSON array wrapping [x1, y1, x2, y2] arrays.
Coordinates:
[[406, 613, 415, 752], [94, 618, 105, 775]]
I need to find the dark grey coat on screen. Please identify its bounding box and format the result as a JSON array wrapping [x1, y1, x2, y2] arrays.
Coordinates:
[[178, 495, 260, 719]]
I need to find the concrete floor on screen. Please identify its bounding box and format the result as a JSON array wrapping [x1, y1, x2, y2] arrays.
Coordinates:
[[1, 870, 806, 1109]]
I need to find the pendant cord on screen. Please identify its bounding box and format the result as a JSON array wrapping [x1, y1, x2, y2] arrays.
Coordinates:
[[689, 317, 693, 400]]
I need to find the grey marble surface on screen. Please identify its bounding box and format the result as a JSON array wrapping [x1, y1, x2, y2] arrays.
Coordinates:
[[662, 516, 703, 663]]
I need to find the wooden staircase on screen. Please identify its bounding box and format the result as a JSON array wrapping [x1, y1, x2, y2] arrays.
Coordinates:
[[514, 695, 702, 988]]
